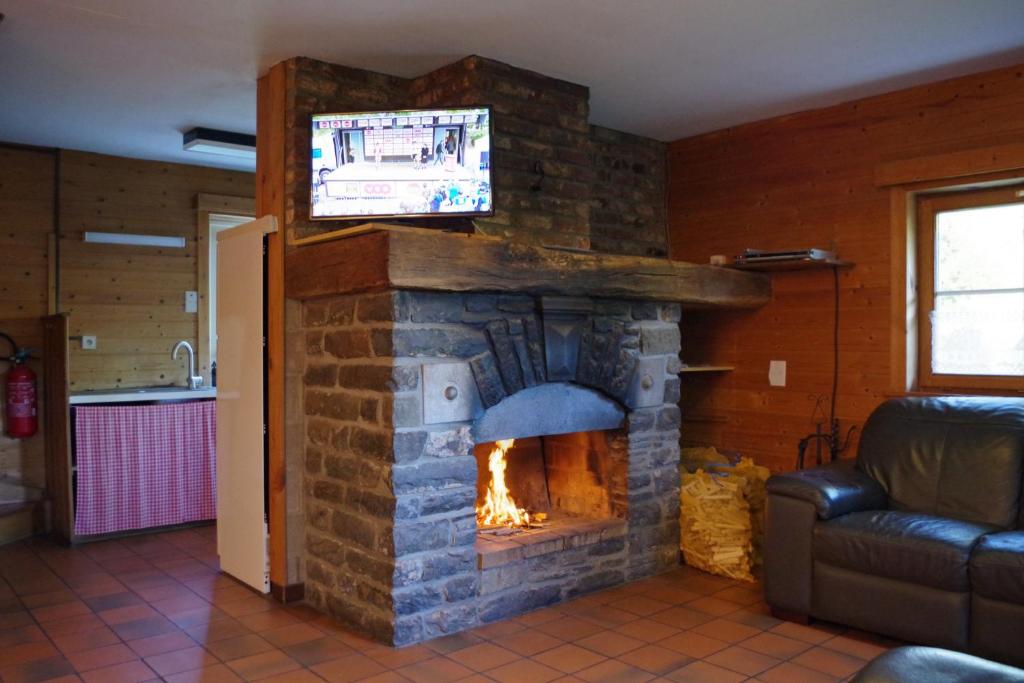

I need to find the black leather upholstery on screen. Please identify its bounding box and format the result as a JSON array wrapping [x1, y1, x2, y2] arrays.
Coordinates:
[[764, 396, 1024, 667], [852, 646, 1024, 683], [857, 397, 1024, 529], [814, 510, 994, 592], [766, 460, 887, 519], [971, 532, 1024, 604]]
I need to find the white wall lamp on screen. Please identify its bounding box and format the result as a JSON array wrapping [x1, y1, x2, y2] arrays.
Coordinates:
[[83, 232, 186, 248], [182, 127, 256, 160]]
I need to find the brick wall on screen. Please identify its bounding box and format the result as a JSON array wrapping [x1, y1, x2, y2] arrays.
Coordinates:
[[280, 55, 667, 253]]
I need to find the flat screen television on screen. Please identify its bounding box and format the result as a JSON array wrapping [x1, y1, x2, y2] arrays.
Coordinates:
[[310, 106, 493, 220]]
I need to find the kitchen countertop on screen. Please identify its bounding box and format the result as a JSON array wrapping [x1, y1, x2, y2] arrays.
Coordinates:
[[69, 386, 217, 405]]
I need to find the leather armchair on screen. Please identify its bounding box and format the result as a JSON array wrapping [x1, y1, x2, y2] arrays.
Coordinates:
[[764, 397, 1024, 663]]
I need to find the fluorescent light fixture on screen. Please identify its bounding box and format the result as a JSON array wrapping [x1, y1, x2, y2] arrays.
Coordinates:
[[183, 127, 256, 159], [84, 232, 186, 248]]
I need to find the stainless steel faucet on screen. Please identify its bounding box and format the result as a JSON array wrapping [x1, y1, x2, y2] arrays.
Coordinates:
[[171, 341, 204, 390]]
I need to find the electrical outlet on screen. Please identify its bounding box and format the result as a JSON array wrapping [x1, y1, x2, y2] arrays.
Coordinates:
[[769, 360, 786, 387], [81, 336, 97, 350], [184, 291, 198, 313]]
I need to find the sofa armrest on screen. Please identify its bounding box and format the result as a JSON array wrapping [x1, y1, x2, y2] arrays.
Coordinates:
[[766, 460, 886, 520]]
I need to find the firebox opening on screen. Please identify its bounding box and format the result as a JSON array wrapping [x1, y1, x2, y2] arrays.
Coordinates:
[[473, 430, 628, 569]]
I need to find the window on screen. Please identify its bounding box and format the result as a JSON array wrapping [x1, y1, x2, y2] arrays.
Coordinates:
[[916, 185, 1024, 391]]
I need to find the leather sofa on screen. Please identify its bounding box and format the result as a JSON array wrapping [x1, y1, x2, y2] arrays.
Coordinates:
[[764, 396, 1024, 665], [852, 646, 1024, 683]]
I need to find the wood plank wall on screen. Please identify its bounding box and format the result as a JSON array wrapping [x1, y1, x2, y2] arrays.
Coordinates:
[[0, 147, 54, 489], [59, 151, 252, 390], [667, 62, 1024, 473]]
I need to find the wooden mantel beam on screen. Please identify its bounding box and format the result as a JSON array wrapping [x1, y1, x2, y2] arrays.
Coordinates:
[[285, 226, 771, 308]]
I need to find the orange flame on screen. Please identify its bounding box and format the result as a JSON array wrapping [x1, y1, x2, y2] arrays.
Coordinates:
[[476, 439, 531, 528]]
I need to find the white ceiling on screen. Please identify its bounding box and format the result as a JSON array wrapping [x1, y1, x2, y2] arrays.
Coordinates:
[[2, 0, 1024, 172]]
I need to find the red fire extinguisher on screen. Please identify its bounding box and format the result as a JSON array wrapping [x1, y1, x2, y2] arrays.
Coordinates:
[[2, 334, 37, 439]]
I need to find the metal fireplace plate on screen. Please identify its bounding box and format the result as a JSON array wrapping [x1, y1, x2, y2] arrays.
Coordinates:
[[423, 362, 484, 424], [626, 356, 667, 409]]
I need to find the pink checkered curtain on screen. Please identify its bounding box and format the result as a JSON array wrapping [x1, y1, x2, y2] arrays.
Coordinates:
[[74, 402, 217, 536]]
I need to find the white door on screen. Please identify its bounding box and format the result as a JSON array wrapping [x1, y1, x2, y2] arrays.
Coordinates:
[[215, 215, 277, 593]]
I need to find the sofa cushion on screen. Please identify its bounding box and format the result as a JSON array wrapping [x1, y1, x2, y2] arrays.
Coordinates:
[[971, 531, 1024, 605], [851, 646, 1024, 683], [856, 397, 1024, 529], [813, 510, 994, 592]]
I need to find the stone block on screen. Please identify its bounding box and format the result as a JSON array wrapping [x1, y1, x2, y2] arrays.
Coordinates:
[[408, 292, 464, 323], [422, 427, 474, 459], [660, 303, 682, 322], [304, 364, 338, 387], [306, 331, 324, 355], [337, 364, 395, 391], [391, 394, 421, 428], [393, 584, 444, 616], [307, 536, 345, 565], [359, 397, 379, 423], [331, 510, 381, 551], [478, 585, 561, 623], [423, 604, 479, 638], [497, 295, 536, 313], [393, 430, 428, 463], [392, 326, 488, 358], [639, 322, 680, 355], [394, 520, 452, 555], [356, 292, 396, 323], [631, 302, 660, 320], [464, 294, 497, 312], [657, 405, 681, 430], [391, 364, 420, 391], [419, 486, 476, 516], [469, 352, 507, 408], [663, 377, 680, 404], [312, 481, 345, 506]]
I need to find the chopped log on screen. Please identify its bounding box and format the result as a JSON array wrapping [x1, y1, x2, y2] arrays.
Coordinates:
[[285, 225, 771, 308]]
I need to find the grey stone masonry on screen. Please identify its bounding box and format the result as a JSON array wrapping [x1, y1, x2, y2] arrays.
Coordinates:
[[300, 289, 681, 646]]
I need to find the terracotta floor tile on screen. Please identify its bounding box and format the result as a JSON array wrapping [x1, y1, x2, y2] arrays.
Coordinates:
[[51, 626, 121, 655], [613, 618, 680, 643], [471, 619, 527, 640], [31, 600, 92, 623], [648, 607, 712, 631], [185, 617, 253, 643], [164, 663, 245, 683], [663, 660, 746, 683], [640, 587, 703, 605], [684, 598, 740, 618], [536, 618, 606, 643], [0, 654, 77, 683], [487, 657, 564, 683], [820, 634, 889, 661], [20, 589, 78, 609], [359, 672, 412, 683], [168, 605, 229, 629], [127, 631, 199, 658], [690, 619, 762, 644], [312, 652, 389, 682], [281, 637, 354, 666], [225, 649, 301, 681], [422, 631, 484, 655], [261, 622, 324, 648], [0, 624, 47, 648], [82, 591, 144, 613], [721, 608, 781, 632], [575, 658, 656, 683], [217, 595, 275, 618], [710, 586, 763, 606], [99, 603, 159, 625], [259, 669, 328, 682], [658, 632, 730, 660], [500, 629, 565, 656], [791, 646, 864, 678], [703, 645, 779, 676], [576, 631, 645, 658], [144, 645, 219, 676], [534, 643, 608, 674], [396, 655, 474, 682], [768, 622, 836, 645], [241, 608, 302, 633], [576, 605, 643, 628], [617, 644, 692, 675], [0, 611, 35, 630], [608, 596, 671, 617], [367, 644, 434, 669], [66, 643, 138, 672], [448, 642, 521, 671], [757, 660, 838, 683], [150, 593, 210, 617], [0, 640, 61, 668], [111, 615, 179, 641], [206, 633, 275, 661], [741, 631, 812, 659], [79, 659, 157, 683]]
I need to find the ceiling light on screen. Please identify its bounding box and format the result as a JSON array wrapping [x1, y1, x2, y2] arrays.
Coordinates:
[[182, 127, 256, 159], [84, 232, 185, 248]]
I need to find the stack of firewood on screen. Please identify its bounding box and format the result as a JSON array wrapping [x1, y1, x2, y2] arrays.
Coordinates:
[[678, 450, 770, 582]]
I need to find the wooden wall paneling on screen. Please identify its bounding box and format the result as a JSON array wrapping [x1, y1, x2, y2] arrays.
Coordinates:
[[257, 63, 290, 595], [668, 61, 1024, 472], [58, 150, 252, 391], [42, 314, 71, 542]]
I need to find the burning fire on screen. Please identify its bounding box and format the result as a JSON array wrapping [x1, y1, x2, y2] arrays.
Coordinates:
[[476, 439, 531, 528]]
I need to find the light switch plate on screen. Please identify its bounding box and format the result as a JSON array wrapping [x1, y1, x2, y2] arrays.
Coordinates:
[[184, 291, 198, 313], [769, 360, 786, 387], [81, 336, 97, 350]]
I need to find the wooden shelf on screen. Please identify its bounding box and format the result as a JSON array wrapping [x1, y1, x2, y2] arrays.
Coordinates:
[[729, 258, 853, 272], [679, 365, 735, 373]]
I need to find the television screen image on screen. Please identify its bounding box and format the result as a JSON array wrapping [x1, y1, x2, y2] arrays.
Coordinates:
[[310, 107, 493, 220]]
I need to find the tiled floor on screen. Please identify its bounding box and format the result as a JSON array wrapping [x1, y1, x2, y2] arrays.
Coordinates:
[[0, 524, 895, 682]]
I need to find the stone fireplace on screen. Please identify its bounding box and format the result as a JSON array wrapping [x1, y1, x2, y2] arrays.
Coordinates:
[[286, 228, 769, 645]]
